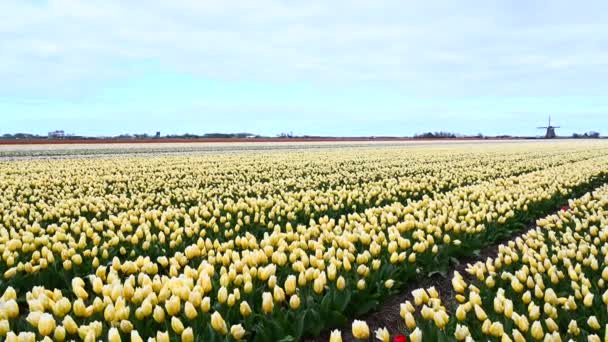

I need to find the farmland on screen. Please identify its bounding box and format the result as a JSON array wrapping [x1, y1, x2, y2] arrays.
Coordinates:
[[404, 184, 608, 341], [1, 140, 608, 341]]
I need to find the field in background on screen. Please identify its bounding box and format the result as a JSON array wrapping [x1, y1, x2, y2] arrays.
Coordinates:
[[0, 137, 507, 146], [0, 139, 551, 159], [1, 140, 607, 341]]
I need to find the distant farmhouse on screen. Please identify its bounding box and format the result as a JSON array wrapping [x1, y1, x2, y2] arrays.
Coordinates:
[[48, 130, 65, 139]]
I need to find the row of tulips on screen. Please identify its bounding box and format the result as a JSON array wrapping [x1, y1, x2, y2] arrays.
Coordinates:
[[2, 144, 604, 246], [3, 150, 608, 288], [399, 183, 608, 341]]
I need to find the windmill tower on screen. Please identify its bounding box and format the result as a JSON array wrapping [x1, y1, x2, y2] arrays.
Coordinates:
[[537, 116, 560, 139]]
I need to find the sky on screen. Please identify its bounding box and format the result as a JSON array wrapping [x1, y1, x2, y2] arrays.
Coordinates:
[[1, 0, 607, 137]]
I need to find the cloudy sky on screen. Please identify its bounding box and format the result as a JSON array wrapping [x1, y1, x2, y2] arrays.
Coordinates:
[[1, 0, 607, 136]]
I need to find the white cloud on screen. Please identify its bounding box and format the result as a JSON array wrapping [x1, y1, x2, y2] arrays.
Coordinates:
[[1, 0, 608, 97]]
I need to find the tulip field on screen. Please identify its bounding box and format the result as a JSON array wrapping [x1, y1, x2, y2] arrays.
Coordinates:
[[1, 141, 608, 341], [403, 183, 608, 341]]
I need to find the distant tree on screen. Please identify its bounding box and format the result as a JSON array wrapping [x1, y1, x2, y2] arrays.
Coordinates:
[[414, 131, 458, 139], [277, 132, 294, 138], [573, 131, 600, 139]]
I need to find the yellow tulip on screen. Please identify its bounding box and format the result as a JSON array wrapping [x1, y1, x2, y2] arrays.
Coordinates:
[[285, 275, 297, 295], [262, 292, 274, 314], [240, 301, 252, 317], [337, 276, 346, 290], [512, 330, 526, 342], [211, 311, 227, 335], [104, 304, 116, 322], [153, 305, 165, 323], [589, 335, 601, 342], [182, 327, 194, 342], [184, 302, 198, 320], [452, 276, 466, 293], [329, 329, 342, 342], [201, 297, 211, 312], [290, 294, 301, 310], [0, 320, 10, 336], [474, 304, 487, 321], [352, 320, 370, 340], [230, 324, 246, 340], [108, 327, 121, 342], [62, 315, 78, 335], [544, 318, 558, 333], [375, 327, 389, 342], [130, 330, 144, 342], [588, 316, 601, 330], [489, 322, 504, 337], [156, 331, 170, 342], [53, 325, 66, 341], [171, 316, 185, 334], [274, 286, 286, 302], [433, 310, 449, 329], [38, 313, 56, 336], [584, 293, 595, 307], [481, 319, 491, 335], [567, 320, 580, 335], [454, 324, 470, 341], [421, 305, 434, 320], [3, 300, 19, 319], [455, 304, 467, 321], [166, 295, 181, 316], [503, 299, 513, 319], [217, 286, 228, 304], [530, 321, 544, 340], [410, 327, 422, 342], [2, 287, 16, 300], [404, 311, 416, 329], [53, 298, 71, 317], [119, 320, 133, 334], [412, 289, 429, 306], [73, 286, 88, 300], [17, 332, 35, 342]]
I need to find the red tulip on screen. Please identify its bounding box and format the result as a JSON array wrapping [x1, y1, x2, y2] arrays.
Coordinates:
[[393, 334, 407, 342]]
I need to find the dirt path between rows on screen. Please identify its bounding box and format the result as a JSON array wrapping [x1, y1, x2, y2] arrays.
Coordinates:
[[303, 214, 555, 342]]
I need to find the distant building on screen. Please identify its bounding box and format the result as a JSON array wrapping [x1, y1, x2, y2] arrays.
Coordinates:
[[48, 130, 65, 139], [155, 131, 161, 138]]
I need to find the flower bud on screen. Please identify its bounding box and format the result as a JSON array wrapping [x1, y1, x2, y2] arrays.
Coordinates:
[[108, 327, 121, 342], [38, 313, 56, 336], [285, 275, 297, 295], [289, 294, 301, 310], [329, 330, 342, 342], [351, 320, 370, 340], [530, 321, 544, 340], [231, 324, 246, 340], [211, 311, 227, 335], [240, 301, 252, 317], [262, 292, 273, 314], [181, 328, 194, 342]]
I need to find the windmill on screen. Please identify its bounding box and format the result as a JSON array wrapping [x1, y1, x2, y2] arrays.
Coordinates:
[[537, 116, 560, 139]]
